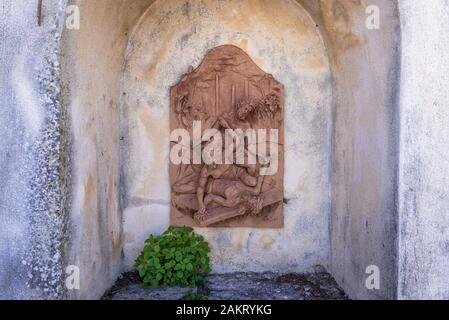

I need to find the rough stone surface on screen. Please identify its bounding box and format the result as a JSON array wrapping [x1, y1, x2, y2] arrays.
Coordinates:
[[108, 285, 192, 300], [205, 271, 347, 300], [103, 268, 347, 300], [102, 270, 194, 300]]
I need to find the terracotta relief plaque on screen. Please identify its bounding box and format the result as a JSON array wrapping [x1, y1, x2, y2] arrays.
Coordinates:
[[170, 45, 284, 228]]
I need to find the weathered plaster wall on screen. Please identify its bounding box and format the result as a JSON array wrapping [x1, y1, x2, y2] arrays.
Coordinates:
[[121, 0, 332, 274], [61, 0, 155, 299], [0, 0, 70, 299], [321, 0, 401, 300], [398, 0, 449, 300]]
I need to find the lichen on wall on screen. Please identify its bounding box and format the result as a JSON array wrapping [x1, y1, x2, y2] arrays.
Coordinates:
[[0, 0, 70, 299], [25, 2, 71, 298]]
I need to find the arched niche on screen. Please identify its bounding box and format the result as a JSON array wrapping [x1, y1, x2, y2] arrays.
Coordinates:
[[61, 0, 400, 300], [120, 0, 332, 274]]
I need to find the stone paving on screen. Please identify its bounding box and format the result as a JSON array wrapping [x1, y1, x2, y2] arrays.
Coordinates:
[[103, 267, 347, 300]]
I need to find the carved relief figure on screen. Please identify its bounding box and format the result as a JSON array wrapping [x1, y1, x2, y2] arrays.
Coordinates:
[[170, 45, 284, 228]]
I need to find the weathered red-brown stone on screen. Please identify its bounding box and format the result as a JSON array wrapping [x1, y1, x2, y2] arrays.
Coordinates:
[[170, 45, 284, 228]]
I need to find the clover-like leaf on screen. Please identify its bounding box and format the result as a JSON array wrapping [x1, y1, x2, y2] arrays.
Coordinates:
[[134, 227, 211, 288]]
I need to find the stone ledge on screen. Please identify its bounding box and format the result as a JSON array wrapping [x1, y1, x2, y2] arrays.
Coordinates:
[[103, 269, 347, 300]]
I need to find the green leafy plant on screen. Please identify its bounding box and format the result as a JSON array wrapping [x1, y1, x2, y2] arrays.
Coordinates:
[[134, 226, 211, 288]]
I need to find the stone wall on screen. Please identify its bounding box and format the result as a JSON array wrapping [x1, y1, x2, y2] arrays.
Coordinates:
[[61, 0, 154, 300]]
